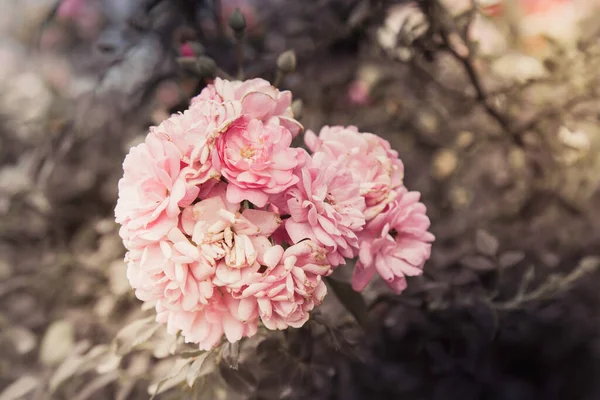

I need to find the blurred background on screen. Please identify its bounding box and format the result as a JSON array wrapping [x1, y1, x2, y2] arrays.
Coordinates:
[[3, 0, 600, 399]]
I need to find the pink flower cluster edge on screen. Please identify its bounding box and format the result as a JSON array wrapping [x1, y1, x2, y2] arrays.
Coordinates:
[[114, 78, 434, 350]]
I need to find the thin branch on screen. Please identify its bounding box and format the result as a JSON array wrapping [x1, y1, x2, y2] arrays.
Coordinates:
[[432, 1, 524, 146], [493, 258, 599, 310]]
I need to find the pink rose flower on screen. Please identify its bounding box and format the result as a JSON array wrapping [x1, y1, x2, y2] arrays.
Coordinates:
[[150, 100, 242, 185], [192, 77, 303, 137], [114, 75, 436, 349], [125, 236, 214, 312], [240, 240, 331, 330], [305, 125, 404, 221], [215, 116, 305, 207], [285, 152, 366, 266], [156, 291, 258, 350], [115, 134, 199, 245], [179, 182, 282, 268], [352, 187, 435, 293]]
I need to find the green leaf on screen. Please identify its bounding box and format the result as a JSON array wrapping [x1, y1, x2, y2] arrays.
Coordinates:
[[325, 277, 368, 328]]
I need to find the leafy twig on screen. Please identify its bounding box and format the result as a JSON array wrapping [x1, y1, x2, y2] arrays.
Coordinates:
[[493, 257, 599, 310], [431, 1, 524, 146]]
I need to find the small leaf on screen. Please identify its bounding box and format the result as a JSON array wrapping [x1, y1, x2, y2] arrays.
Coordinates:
[[325, 277, 368, 328], [6, 326, 36, 355], [113, 316, 160, 356], [348, 0, 370, 28], [461, 255, 496, 272], [40, 320, 74, 366], [96, 352, 122, 374], [499, 251, 525, 268], [72, 371, 119, 400], [221, 341, 240, 369], [219, 363, 257, 394], [450, 268, 479, 285], [178, 349, 207, 359], [475, 230, 499, 257], [578, 256, 600, 272], [0, 376, 39, 400], [149, 358, 192, 399], [108, 260, 130, 296], [186, 351, 217, 387], [49, 342, 106, 392]]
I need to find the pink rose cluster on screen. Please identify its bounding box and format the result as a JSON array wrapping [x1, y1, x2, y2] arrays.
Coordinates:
[[115, 78, 434, 350]]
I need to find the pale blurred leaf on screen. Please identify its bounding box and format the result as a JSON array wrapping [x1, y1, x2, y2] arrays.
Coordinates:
[[127, 353, 151, 377], [0, 376, 39, 400], [5, 326, 36, 355], [498, 251, 525, 268], [186, 351, 217, 387], [72, 371, 119, 400], [113, 316, 160, 356], [50, 344, 109, 392], [578, 256, 600, 271], [96, 352, 122, 374], [40, 319, 74, 366], [108, 260, 129, 296], [152, 329, 179, 359], [116, 381, 136, 400], [141, 301, 157, 311], [149, 358, 192, 399], [475, 230, 499, 257], [461, 255, 496, 271]]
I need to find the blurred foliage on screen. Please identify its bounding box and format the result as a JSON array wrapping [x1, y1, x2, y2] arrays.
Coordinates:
[[3, 0, 600, 399]]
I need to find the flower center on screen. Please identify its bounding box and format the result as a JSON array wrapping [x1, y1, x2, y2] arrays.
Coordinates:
[[240, 145, 256, 159], [324, 192, 335, 205]]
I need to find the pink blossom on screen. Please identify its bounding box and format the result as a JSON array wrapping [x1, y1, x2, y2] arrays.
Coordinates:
[[125, 183, 281, 348], [352, 187, 434, 293], [348, 80, 371, 105], [125, 235, 214, 311], [240, 241, 331, 330], [192, 78, 303, 137], [150, 100, 242, 185], [156, 290, 258, 350], [180, 183, 282, 268], [57, 0, 102, 39], [215, 116, 305, 207], [115, 134, 198, 246], [285, 152, 366, 266], [57, 0, 85, 19], [180, 42, 195, 57], [305, 125, 404, 221], [114, 76, 435, 349]]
